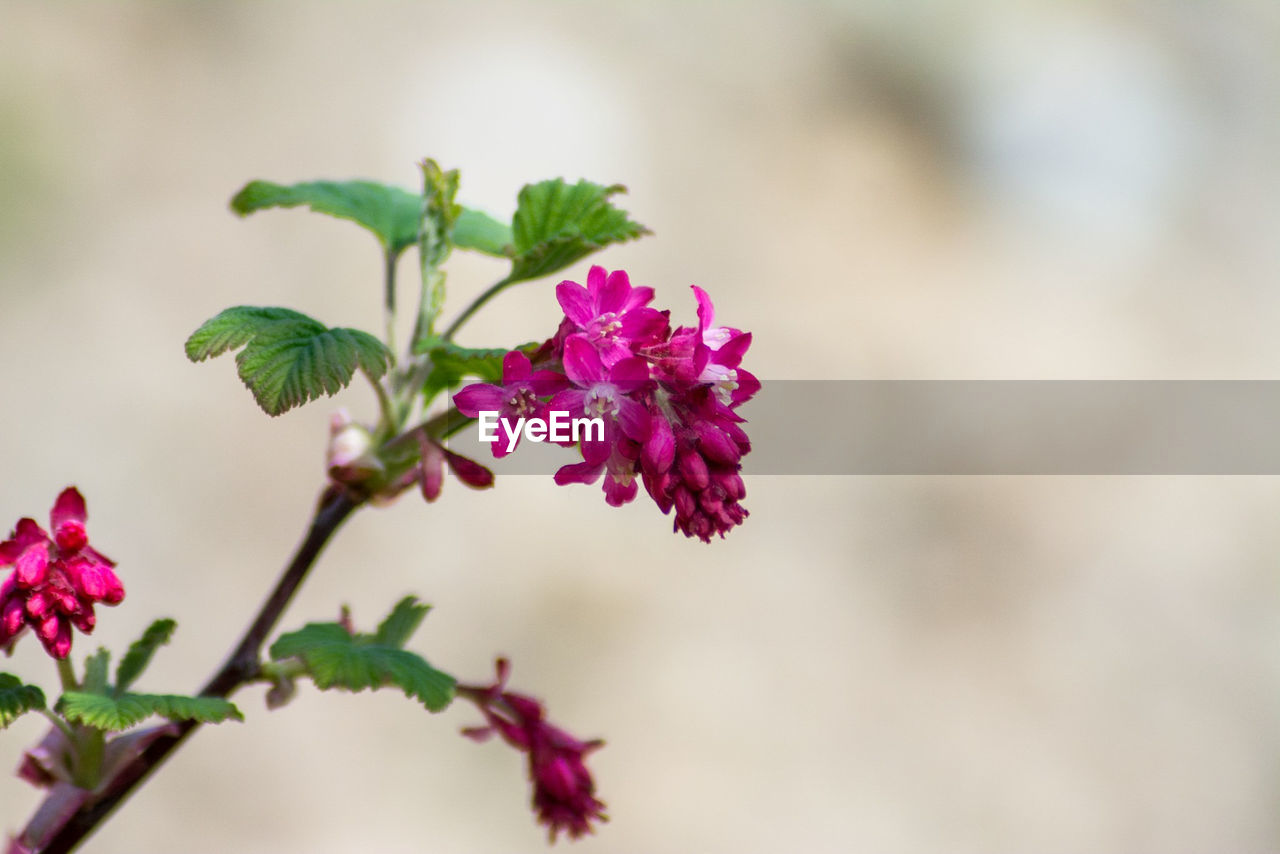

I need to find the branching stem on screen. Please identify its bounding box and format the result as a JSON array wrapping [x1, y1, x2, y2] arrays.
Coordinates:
[[24, 489, 361, 854]]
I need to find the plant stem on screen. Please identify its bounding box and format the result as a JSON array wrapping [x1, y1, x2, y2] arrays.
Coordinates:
[[383, 248, 399, 355], [55, 658, 78, 693], [25, 489, 361, 854], [440, 275, 513, 342]]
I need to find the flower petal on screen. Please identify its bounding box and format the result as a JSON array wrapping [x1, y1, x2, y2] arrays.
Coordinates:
[[562, 336, 605, 385], [554, 460, 603, 486], [502, 350, 532, 383], [597, 269, 630, 315], [555, 281, 595, 327], [452, 383, 505, 418]]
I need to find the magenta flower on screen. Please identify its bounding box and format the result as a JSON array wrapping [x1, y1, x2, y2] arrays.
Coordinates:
[[459, 659, 607, 843], [556, 266, 667, 366], [453, 351, 568, 457], [0, 488, 123, 659]]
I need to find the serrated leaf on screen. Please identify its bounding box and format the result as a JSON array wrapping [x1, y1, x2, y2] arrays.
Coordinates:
[[186, 306, 392, 416], [59, 691, 242, 732], [82, 648, 110, 696], [0, 673, 46, 728], [270, 622, 455, 712], [230, 180, 423, 254], [185, 307, 323, 363], [508, 178, 649, 284], [454, 208, 513, 257], [373, 597, 430, 648], [115, 619, 177, 696]]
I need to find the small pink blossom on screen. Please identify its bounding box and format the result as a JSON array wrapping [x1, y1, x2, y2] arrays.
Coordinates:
[[556, 266, 667, 366], [454, 351, 568, 458], [0, 488, 123, 659], [459, 659, 607, 842]]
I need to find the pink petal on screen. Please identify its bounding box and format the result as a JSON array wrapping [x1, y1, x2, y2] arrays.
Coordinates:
[[597, 269, 630, 315], [617, 399, 650, 442], [562, 336, 604, 385], [452, 383, 505, 418], [619, 308, 667, 344], [607, 356, 650, 392], [602, 474, 638, 507], [580, 437, 611, 466], [622, 286, 655, 312], [554, 460, 604, 486], [555, 281, 595, 327], [548, 389, 586, 417], [501, 350, 532, 383], [529, 370, 569, 397], [714, 331, 752, 367], [50, 488, 87, 534], [14, 541, 49, 588], [443, 449, 495, 490], [692, 285, 715, 332], [584, 265, 607, 302], [0, 519, 48, 567], [594, 339, 634, 368], [643, 416, 675, 473]]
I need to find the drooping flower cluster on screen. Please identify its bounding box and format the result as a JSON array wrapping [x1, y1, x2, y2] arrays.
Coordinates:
[[0, 488, 123, 659], [454, 265, 758, 541], [459, 658, 607, 842]]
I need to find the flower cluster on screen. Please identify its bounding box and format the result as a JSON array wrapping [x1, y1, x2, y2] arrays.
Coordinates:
[[0, 488, 123, 659], [454, 266, 757, 541], [459, 659, 607, 842]]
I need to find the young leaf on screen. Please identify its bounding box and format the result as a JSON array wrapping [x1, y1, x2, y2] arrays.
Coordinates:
[[230, 180, 423, 254], [270, 613, 455, 712], [0, 674, 46, 728], [185, 306, 322, 363], [115, 619, 177, 696], [508, 178, 649, 283], [454, 208, 513, 257], [59, 692, 243, 732], [373, 596, 430, 648], [82, 648, 111, 696], [186, 306, 393, 417], [414, 160, 461, 342]]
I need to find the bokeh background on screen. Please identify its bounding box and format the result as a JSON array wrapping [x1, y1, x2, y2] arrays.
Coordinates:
[[3, 2, 1280, 852]]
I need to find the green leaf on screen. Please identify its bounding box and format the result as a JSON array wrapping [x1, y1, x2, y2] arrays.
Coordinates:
[[186, 306, 393, 417], [269, 607, 455, 713], [230, 179, 423, 254], [414, 160, 462, 343], [115, 619, 177, 696], [82, 648, 111, 696], [0, 674, 46, 728], [185, 306, 321, 363], [454, 208, 513, 257], [373, 597, 430, 648], [509, 178, 649, 283], [58, 691, 242, 732]]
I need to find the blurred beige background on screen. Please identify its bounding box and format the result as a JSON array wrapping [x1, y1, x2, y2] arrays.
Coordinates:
[[3, 1, 1280, 852]]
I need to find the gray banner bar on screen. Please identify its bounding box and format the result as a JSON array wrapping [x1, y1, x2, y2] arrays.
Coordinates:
[[440, 381, 1280, 475]]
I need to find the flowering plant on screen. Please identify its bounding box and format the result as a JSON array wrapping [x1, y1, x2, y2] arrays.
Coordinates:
[[0, 161, 754, 851]]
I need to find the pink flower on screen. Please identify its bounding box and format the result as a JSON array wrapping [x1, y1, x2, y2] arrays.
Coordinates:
[[453, 351, 568, 458], [0, 488, 123, 659], [460, 659, 608, 842], [556, 266, 667, 366]]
